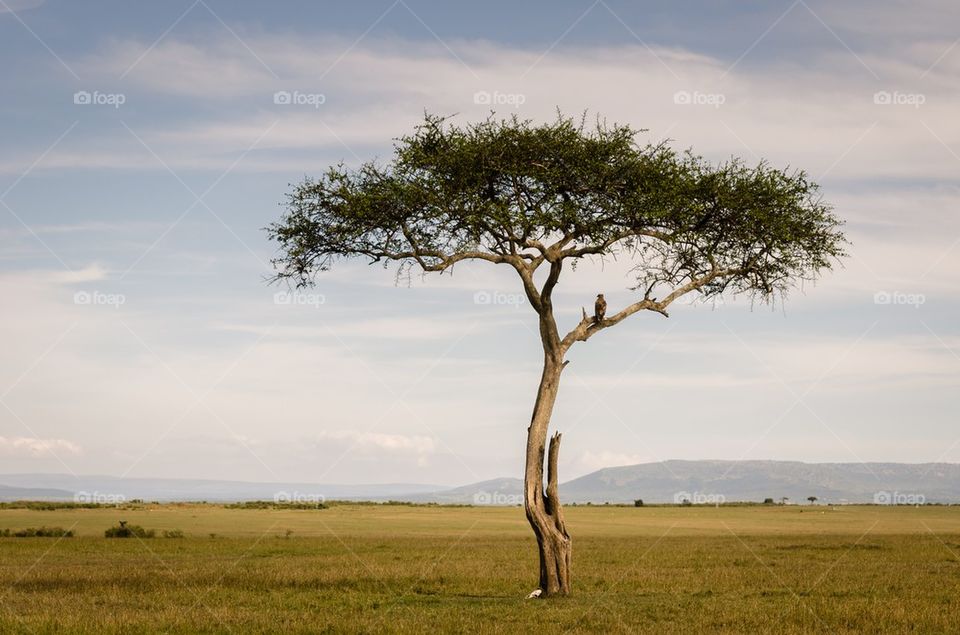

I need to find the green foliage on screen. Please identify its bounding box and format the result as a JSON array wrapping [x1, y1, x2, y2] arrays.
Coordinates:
[[104, 523, 155, 538], [0, 501, 109, 511], [269, 113, 845, 304]]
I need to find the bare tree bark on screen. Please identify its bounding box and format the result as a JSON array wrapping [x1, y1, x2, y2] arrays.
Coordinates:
[[523, 353, 572, 596]]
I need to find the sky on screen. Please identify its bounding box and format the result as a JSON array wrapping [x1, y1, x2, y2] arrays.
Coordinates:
[[1, 0, 958, 487]]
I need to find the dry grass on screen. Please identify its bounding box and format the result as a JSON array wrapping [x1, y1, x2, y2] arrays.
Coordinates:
[[0, 504, 958, 633]]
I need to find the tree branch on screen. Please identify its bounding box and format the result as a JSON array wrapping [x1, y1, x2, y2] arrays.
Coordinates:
[[512, 259, 544, 314], [362, 246, 514, 272], [559, 267, 739, 352], [557, 229, 672, 259], [537, 258, 564, 353]]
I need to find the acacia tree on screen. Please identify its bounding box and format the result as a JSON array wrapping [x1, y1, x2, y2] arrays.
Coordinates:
[[267, 113, 846, 597]]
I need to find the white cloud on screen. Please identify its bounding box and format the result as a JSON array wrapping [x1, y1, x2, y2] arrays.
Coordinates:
[[2, 29, 944, 185], [0, 436, 81, 457], [352, 432, 437, 454], [218, 316, 495, 342], [575, 450, 651, 474], [314, 431, 438, 467], [0, 0, 44, 14], [47, 263, 109, 284], [0, 263, 109, 286]]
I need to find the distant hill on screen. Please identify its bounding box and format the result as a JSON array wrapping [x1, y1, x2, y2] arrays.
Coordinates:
[[557, 460, 960, 504], [0, 474, 444, 503], [0, 484, 75, 501], [2, 461, 957, 504], [408, 478, 524, 505], [435, 461, 960, 505]]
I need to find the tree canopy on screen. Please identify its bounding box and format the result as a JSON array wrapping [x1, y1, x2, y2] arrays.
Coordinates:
[[268, 113, 845, 333]]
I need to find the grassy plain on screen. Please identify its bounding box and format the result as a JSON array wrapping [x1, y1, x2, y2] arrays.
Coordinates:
[[0, 504, 958, 633]]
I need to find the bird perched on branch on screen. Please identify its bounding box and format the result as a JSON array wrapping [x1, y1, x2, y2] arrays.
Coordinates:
[[594, 294, 607, 324]]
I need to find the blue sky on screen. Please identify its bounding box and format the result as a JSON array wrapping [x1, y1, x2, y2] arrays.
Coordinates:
[[1, 0, 958, 485]]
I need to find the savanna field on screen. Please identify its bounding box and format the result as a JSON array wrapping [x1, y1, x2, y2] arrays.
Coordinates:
[[0, 504, 958, 634]]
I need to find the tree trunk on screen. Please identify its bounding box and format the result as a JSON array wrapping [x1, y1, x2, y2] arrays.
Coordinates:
[[523, 355, 572, 596]]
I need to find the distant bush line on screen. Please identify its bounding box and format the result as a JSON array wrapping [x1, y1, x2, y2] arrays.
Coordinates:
[[224, 501, 328, 510], [1, 499, 957, 511], [0, 500, 162, 511], [0, 527, 74, 537], [0, 501, 113, 511]]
